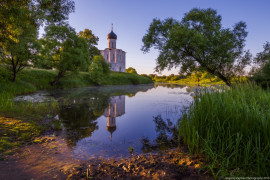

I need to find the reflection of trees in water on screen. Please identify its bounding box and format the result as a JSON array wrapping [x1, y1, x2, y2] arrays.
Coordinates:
[[141, 115, 178, 153], [56, 85, 154, 147], [59, 93, 111, 146], [154, 83, 185, 89]]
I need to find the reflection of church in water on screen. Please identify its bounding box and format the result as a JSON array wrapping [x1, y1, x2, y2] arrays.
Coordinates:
[[104, 95, 125, 140]]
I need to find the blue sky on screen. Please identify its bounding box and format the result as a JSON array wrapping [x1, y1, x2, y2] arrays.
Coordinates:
[[68, 0, 270, 75]]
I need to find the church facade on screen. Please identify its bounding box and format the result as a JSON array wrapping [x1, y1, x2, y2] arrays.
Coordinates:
[[104, 95, 126, 140], [100, 26, 126, 72]]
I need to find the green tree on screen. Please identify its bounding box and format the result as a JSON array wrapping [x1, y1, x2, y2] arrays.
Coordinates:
[[0, 0, 74, 36], [33, 38, 54, 69], [251, 42, 270, 73], [190, 70, 203, 85], [126, 67, 137, 74], [0, 0, 75, 81], [201, 71, 219, 82], [142, 8, 252, 87], [0, 1, 40, 82], [0, 0, 75, 51], [1, 29, 40, 82], [165, 74, 175, 81], [43, 24, 89, 86], [89, 55, 110, 85], [251, 42, 270, 88], [78, 29, 100, 70], [148, 74, 155, 79]]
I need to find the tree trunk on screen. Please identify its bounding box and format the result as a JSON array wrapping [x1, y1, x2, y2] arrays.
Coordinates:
[[203, 66, 232, 87], [215, 72, 231, 87], [50, 71, 64, 86], [13, 71, 17, 82]]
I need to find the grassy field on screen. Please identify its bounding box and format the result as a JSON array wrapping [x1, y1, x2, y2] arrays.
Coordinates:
[[179, 83, 270, 177], [0, 67, 152, 94]]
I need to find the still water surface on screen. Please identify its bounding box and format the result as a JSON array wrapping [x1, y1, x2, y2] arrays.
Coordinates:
[[16, 84, 195, 159]]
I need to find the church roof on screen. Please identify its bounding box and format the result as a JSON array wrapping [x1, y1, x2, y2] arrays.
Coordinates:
[[107, 126, 116, 141], [107, 126, 116, 134], [107, 30, 117, 40]]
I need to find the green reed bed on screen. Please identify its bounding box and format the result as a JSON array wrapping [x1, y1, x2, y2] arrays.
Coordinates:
[[179, 84, 270, 177]]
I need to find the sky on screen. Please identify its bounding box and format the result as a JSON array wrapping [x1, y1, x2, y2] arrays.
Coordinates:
[[67, 0, 270, 75]]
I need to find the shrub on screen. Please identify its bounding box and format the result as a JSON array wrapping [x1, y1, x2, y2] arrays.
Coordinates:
[[128, 75, 140, 85], [89, 55, 110, 85], [126, 67, 137, 74]]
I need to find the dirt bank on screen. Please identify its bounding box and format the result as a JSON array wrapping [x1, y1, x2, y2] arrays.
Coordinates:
[[67, 148, 212, 180], [0, 136, 212, 180]]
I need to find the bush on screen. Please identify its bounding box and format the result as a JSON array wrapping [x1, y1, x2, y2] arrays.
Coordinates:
[[128, 75, 140, 85], [126, 67, 137, 74], [89, 55, 110, 85], [179, 83, 270, 177], [141, 74, 152, 80]]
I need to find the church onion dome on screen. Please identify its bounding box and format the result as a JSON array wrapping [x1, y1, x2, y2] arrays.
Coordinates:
[[107, 126, 116, 141], [107, 126, 116, 134], [107, 31, 117, 40]]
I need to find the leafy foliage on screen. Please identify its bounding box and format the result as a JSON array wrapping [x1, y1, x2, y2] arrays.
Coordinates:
[[0, 1, 40, 81], [0, 0, 75, 81], [89, 55, 110, 85], [142, 8, 252, 86], [126, 67, 137, 74], [251, 42, 270, 88], [43, 24, 89, 85], [78, 29, 100, 70], [0, 23, 40, 81]]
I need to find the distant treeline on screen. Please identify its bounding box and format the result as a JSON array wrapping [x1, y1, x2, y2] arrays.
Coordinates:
[[140, 71, 247, 86]]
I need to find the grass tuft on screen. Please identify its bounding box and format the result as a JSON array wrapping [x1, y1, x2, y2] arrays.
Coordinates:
[[179, 83, 270, 177]]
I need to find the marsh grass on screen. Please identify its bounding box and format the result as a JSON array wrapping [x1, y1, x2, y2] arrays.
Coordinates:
[[179, 83, 270, 177]]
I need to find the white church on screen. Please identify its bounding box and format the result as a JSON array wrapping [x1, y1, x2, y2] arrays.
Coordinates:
[[100, 25, 126, 72]]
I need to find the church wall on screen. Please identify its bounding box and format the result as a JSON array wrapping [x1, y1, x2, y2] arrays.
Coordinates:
[[104, 95, 125, 118], [108, 39, 116, 49], [100, 29, 126, 72], [101, 49, 126, 72]]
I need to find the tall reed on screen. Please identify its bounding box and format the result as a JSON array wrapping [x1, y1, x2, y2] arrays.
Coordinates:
[[179, 83, 270, 177]]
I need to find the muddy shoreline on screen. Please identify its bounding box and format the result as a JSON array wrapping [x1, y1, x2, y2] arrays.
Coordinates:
[[0, 135, 212, 179], [68, 148, 212, 180]]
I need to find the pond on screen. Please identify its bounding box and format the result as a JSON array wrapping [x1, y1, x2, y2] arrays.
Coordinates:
[[15, 84, 195, 159]]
